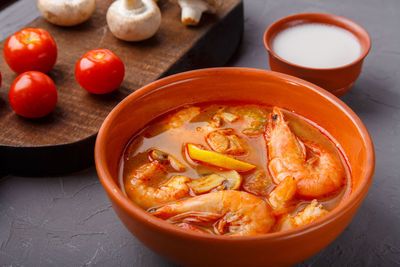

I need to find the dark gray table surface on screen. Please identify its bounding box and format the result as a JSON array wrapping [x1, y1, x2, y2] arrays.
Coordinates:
[[1, 0, 399, 266]]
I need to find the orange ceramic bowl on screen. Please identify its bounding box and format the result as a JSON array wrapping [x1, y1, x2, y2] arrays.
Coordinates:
[[95, 68, 374, 267], [264, 13, 371, 97]]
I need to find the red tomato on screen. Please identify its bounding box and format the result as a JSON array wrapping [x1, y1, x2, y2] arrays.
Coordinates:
[[75, 49, 125, 94], [4, 28, 57, 74], [9, 71, 58, 118]]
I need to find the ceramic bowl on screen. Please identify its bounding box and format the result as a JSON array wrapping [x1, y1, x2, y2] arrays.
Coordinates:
[[95, 68, 374, 267], [263, 13, 371, 97]]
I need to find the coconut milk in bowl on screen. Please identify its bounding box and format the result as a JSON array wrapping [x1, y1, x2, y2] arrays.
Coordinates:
[[272, 23, 361, 69], [264, 13, 371, 96]]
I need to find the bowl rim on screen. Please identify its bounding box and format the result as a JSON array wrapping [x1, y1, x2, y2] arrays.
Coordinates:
[[95, 67, 375, 242], [263, 12, 372, 71]]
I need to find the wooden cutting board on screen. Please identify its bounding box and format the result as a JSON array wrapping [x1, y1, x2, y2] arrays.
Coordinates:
[[0, 0, 243, 176]]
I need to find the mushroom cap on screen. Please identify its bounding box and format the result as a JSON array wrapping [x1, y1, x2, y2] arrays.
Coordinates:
[[106, 0, 162, 42], [37, 0, 96, 26]]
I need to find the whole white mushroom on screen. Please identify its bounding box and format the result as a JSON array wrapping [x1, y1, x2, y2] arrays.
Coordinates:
[[37, 0, 96, 26], [106, 0, 162, 42]]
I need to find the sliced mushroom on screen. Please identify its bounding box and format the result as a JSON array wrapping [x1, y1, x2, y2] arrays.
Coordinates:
[[189, 174, 225, 194], [220, 111, 239, 123], [188, 170, 242, 194], [206, 128, 247, 155], [149, 149, 187, 172], [37, 0, 96, 26], [218, 170, 242, 190], [173, 0, 222, 26], [207, 130, 229, 152], [209, 108, 239, 128], [209, 113, 223, 128], [106, 0, 161, 42]]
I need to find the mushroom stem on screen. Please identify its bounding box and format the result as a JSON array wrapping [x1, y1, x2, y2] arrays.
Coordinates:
[[178, 0, 209, 25], [124, 0, 143, 10], [181, 6, 202, 25]]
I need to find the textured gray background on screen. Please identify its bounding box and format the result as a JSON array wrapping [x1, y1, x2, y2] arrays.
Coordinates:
[[1, 0, 400, 266]]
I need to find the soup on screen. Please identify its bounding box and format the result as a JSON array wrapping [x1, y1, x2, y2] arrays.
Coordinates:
[[120, 103, 351, 236]]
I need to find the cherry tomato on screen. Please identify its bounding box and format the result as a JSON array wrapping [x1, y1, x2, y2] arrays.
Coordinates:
[[9, 71, 57, 118], [75, 49, 125, 94], [4, 28, 57, 74]]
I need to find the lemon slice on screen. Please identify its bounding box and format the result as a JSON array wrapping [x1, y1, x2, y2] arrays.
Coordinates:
[[187, 144, 256, 172]]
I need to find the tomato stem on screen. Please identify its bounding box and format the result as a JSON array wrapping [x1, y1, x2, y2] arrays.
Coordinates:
[[93, 53, 105, 60], [24, 35, 39, 43]]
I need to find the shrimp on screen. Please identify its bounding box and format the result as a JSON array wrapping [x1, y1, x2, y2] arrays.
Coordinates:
[[275, 200, 328, 231], [125, 161, 191, 210], [265, 107, 345, 198], [144, 106, 200, 138], [126, 151, 241, 209], [168, 106, 200, 128], [268, 176, 297, 215], [292, 199, 328, 226], [151, 190, 275, 236]]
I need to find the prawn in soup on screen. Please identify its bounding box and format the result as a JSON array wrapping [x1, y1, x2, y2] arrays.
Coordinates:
[[120, 103, 351, 236]]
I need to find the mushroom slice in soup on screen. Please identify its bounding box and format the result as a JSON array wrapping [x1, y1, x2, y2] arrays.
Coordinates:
[[149, 149, 187, 172], [206, 128, 247, 155], [188, 170, 242, 194], [209, 108, 239, 128]]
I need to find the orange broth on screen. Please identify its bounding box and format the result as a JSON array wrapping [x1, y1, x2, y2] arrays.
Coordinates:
[[119, 103, 351, 233]]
